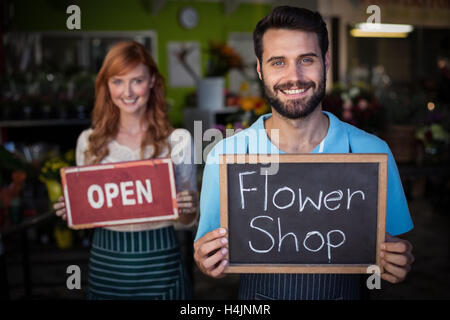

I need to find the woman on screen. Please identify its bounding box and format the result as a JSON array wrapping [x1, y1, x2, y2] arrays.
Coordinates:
[[54, 41, 197, 300]]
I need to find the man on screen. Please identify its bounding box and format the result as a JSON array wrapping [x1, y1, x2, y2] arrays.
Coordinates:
[[194, 6, 414, 300]]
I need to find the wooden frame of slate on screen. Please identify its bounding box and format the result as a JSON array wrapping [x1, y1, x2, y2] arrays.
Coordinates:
[[219, 154, 387, 274]]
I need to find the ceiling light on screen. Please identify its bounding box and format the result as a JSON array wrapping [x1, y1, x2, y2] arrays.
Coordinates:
[[351, 23, 414, 38]]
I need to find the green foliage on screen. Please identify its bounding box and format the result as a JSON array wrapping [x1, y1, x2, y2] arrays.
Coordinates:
[[0, 146, 35, 185]]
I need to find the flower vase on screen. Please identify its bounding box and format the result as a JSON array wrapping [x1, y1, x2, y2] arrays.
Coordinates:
[[54, 226, 73, 250], [40, 177, 63, 206], [197, 77, 225, 110]]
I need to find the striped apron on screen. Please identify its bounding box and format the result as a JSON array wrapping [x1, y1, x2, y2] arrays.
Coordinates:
[[239, 274, 361, 300], [87, 226, 192, 300]]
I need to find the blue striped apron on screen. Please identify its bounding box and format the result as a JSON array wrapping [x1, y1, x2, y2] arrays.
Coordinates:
[[87, 226, 192, 300], [239, 274, 361, 300], [238, 132, 362, 300]]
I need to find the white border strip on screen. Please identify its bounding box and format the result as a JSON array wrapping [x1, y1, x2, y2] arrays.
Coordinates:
[[64, 184, 73, 227]]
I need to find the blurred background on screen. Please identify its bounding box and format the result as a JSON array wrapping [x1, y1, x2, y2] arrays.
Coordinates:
[[0, 0, 449, 300]]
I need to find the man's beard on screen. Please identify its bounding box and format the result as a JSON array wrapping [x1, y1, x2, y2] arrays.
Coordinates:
[[262, 71, 326, 120]]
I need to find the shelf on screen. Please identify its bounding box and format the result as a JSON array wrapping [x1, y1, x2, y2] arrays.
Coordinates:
[[0, 119, 91, 128], [184, 106, 240, 114]]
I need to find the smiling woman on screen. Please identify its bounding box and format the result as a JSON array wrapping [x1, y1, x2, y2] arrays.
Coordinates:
[[53, 41, 198, 300], [87, 41, 171, 163], [107, 64, 154, 117]]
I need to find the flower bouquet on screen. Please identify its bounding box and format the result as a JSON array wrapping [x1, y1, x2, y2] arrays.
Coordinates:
[[415, 122, 450, 164], [204, 41, 244, 77], [323, 82, 383, 134], [39, 150, 75, 204]]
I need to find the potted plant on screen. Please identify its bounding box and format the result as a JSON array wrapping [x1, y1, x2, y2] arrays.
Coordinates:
[[177, 40, 244, 110], [323, 82, 384, 134], [415, 112, 450, 165], [0, 146, 35, 226], [39, 150, 75, 249], [377, 85, 426, 163]]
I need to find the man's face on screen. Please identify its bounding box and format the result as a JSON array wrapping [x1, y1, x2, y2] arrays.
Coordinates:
[[257, 29, 329, 119]]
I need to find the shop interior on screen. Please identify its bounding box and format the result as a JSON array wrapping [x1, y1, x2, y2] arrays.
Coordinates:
[[0, 0, 449, 300]]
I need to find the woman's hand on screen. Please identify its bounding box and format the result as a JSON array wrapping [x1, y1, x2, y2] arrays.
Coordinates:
[[176, 190, 198, 225], [53, 196, 67, 221]]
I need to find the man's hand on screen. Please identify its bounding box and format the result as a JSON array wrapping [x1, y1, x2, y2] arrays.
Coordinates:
[[193, 228, 229, 278], [380, 233, 414, 283]]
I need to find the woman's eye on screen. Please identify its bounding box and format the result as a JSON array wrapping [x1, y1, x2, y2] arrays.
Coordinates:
[[133, 79, 143, 84], [112, 79, 122, 85]]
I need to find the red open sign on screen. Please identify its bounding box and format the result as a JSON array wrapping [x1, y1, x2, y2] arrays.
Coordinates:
[[60, 159, 178, 229]]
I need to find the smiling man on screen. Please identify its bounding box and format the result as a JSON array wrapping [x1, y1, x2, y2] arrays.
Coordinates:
[[194, 6, 414, 300], [260, 30, 326, 120]]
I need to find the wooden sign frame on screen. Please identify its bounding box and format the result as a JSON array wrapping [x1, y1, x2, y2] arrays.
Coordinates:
[[219, 154, 387, 274], [61, 158, 178, 229]]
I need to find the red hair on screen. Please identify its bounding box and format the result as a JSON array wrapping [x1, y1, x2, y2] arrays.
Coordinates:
[[85, 41, 172, 164]]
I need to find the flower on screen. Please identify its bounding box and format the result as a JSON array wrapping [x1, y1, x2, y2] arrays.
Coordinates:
[[175, 41, 244, 83], [415, 122, 450, 163], [323, 82, 383, 134], [64, 149, 75, 164], [416, 123, 449, 148], [40, 157, 69, 181], [40, 150, 75, 182], [205, 41, 244, 77], [238, 96, 269, 115]]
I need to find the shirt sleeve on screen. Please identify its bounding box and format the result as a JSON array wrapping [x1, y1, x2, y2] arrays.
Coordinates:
[[194, 131, 258, 241], [195, 160, 221, 241], [384, 145, 414, 236], [348, 128, 414, 236], [194, 138, 227, 241]]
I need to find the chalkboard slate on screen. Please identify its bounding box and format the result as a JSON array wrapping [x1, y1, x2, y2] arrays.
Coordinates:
[[219, 154, 387, 274]]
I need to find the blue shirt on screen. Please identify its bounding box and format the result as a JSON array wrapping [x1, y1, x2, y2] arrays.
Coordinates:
[[196, 111, 413, 241]]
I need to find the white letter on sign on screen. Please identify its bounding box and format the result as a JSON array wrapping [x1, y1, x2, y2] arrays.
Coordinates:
[[239, 171, 257, 209], [105, 183, 119, 208], [326, 230, 346, 262], [121, 181, 136, 206], [87, 184, 104, 209], [136, 179, 153, 204]]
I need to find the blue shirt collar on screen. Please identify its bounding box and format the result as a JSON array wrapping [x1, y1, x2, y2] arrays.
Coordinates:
[[249, 111, 350, 154]]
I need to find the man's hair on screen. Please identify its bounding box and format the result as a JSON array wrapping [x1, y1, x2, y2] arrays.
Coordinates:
[[253, 6, 329, 64]]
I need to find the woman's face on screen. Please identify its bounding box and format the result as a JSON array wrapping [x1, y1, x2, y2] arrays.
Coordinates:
[[107, 63, 155, 117]]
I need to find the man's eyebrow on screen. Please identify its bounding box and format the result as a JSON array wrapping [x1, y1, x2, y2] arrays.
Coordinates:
[[298, 52, 319, 59], [266, 56, 285, 64], [266, 52, 319, 64]]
